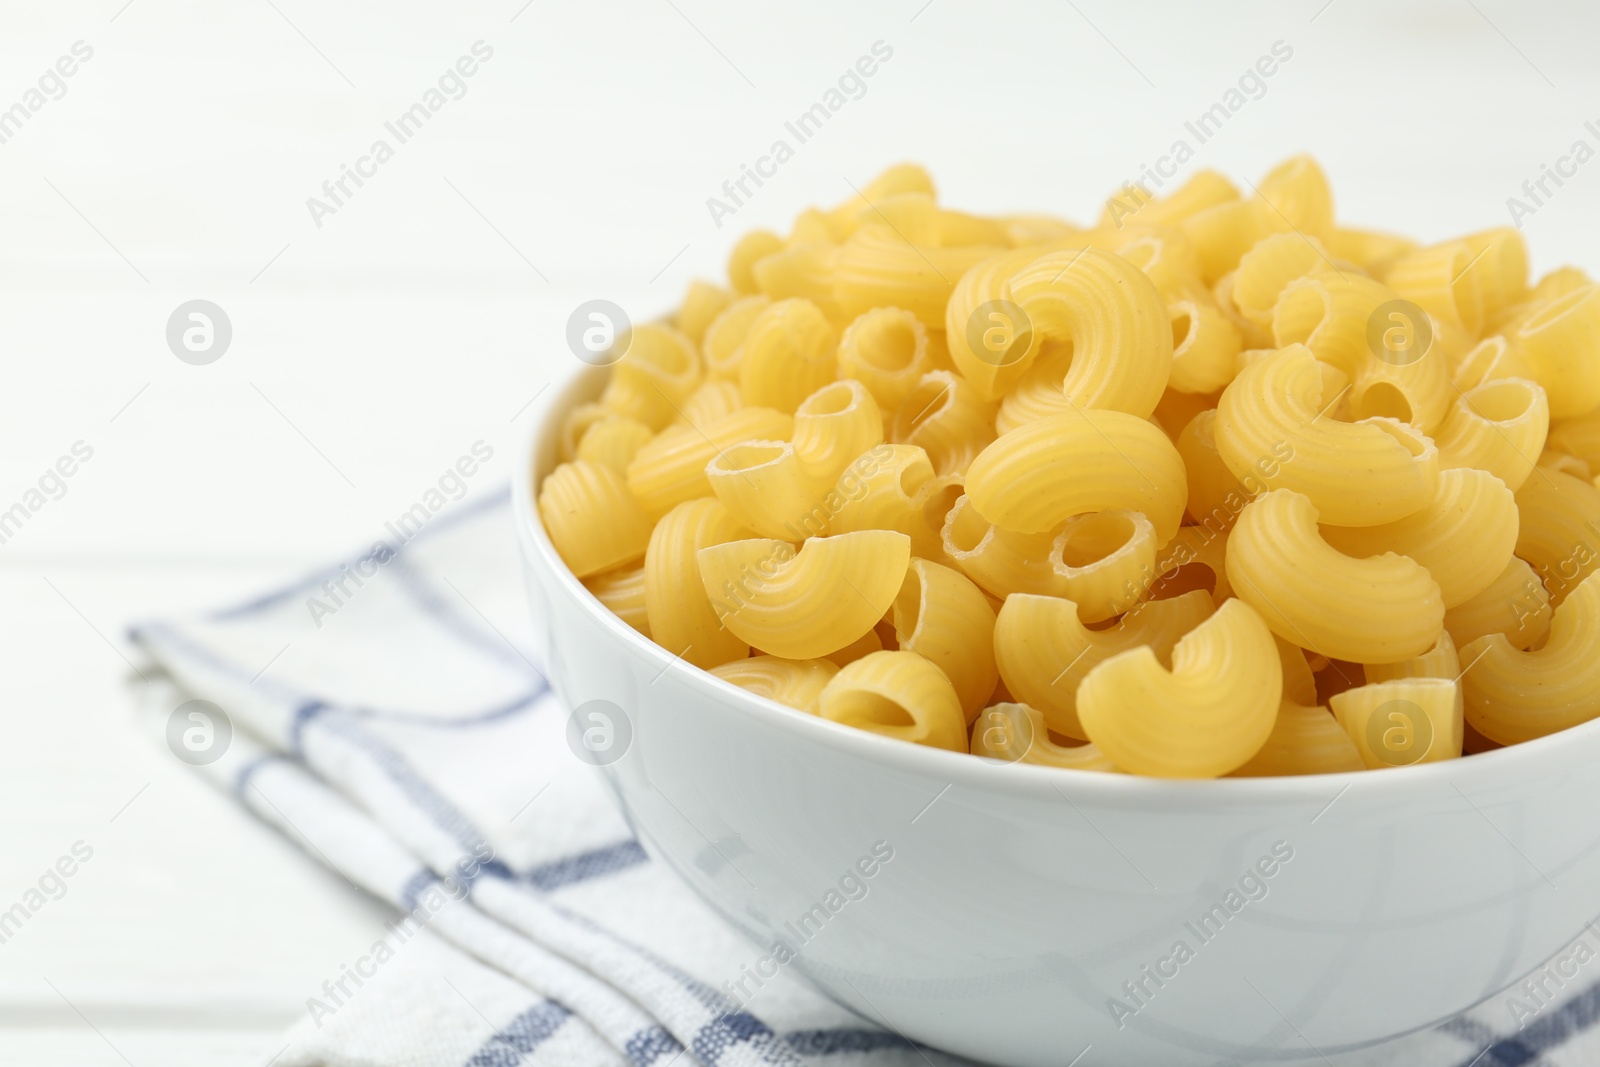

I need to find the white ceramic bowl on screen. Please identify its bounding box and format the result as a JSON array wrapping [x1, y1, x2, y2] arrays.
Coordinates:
[[516, 365, 1600, 1067]]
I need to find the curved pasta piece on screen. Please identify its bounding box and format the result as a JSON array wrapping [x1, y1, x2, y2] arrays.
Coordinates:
[[965, 409, 1188, 541], [583, 563, 650, 638], [824, 163, 937, 239], [1229, 701, 1364, 777], [893, 559, 998, 721], [626, 406, 794, 516], [1256, 155, 1335, 241], [1102, 169, 1239, 230], [559, 402, 612, 463], [1215, 344, 1438, 527], [1460, 572, 1600, 745], [1514, 466, 1600, 606], [1345, 338, 1454, 435], [1150, 525, 1235, 605], [1271, 273, 1396, 377], [674, 381, 745, 433], [1505, 283, 1600, 419], [1153, 387, 1217, 443], [944, 248, 1051, 400], [1383, 240, 1485, 339], [1327, 227, 1416, 278], [817, 650, 967, 751], [575, 415, 654, 475], [600, 323, 704, 430], [1227, 489, 1444, 663], [1077, 598, 1282, 779], [970, 703, 1117, 770], [1184, 199, 1276, 284], [728, 230, 784, 294], [1460, 228, 1530, 324], [890, 370, 998, 477], [1434, 377, 1548, 492], [994, 341, 1077, 434], [1112, 226, 1205, 303], [992, 589, 1215, 740], [1178, 409, 1251, 533], [538, 460, 651, 579], [753, 243, 844, 322], [701, 295, 771, 380], [698, 531, 910, 659], [909, 473, 965, 567], [1364, 629, 1460, 683], [835, 222, 1001, 328], [738, 298, 839, 413], [1548, 406, 1600, 472], [676, 280, 733, 344], [830, 444, 935, 538], [1276, 636, 1319, 705], [826, 627, 883, 667], [1168, 297, 1242, 395], [1444, 555, 1552, 652], [1212, 271, 1274, 349], [706, 441, 830, 540], [837, 306, 932, 415], [644, 500, 757, 668], [710, 655, 838, 714], [1231, 233, 1333, 330], [1330, 678, 1463, 767], [1320, 467, 1519, 608], [1008, 248, 1173, 418], [793, 379, 885, 487]]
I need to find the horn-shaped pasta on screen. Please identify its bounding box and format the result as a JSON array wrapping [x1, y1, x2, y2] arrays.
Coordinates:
[[835, 222, 1002, 328], [675, 280, 733, 344], [1383, 240, 1486, 338], [944, 248, 1051, 399], [992, 589, 1215, 740], [1444, 555, 1552, 652], [600, 323, 703, 430], [1460, 228, 1530, 323], [1276, 636, 1319, 705], [575, 415, 653, 475], [1184, 199, 1277, 284], [970, 703, 1117, 770], [1111, 226, 1205, 302], [702, 295, 770, 380], [1229, 700, 1364, 777], [626, 406, 794, 516], [817, 650, 966, 751], [1327, 227, 1417, 277], [538, 460, 652, 578], [728, 230, 784, 294], [1008, 248, 1173, 418], [698, 531, 910, 659], [738, 298, 839, 413], [892, 559, 998, 721], [1077, 598, 1282, 778], [1345, 337, 1454, 434], [1101, 169, 1239, 230], [1227, 489, 1444, 663], [824, 163, 937, 239], [1215, 344, 1438, 527], [792, 380, 885, 487], [964, 408, 1187, 540], [1255, 154, 1335, 240], [752, 243, 844, 323], [673, 381, 745, 434], [1460, 572, 1600, 744], [1231, 233, 1333, 330], [645, 499, 758, 668], [1178, 409, 1251, 533], [1330, 678, 1462, 767], [1434, 377, 1548, 492], [583, 563, 650, 638], [1168, 297, 1242, 395], [837, 307, 933, 414], [559, 402, 612, 463], [1514, 466, 1600, 606], [994, 341, 1077, 434], [830, 445, 934, 538], [1319, 468, 1519, 608], [1271, 273, 1395, 377], [710, 655, 839, 714], [890, 370, 997, 477], [706, 441, 828, 540], [1505, 284, 1600, 419]]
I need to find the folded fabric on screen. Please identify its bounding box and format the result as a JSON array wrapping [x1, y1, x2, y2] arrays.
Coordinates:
[[129, 490, 1600, 1067]]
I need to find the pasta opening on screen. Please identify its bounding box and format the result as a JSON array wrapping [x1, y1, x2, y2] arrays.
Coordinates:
[[920, 478, 965, 534], [1151, 560, 1218, 600], [1170, 306, 1195, 352], [1056, 511, 1136, 567], [942, 496, 990, 555], [1370, 418, 1432, 459], [893, 572, 924, 640], [848, 693, 917, 728], [1467, 379, 1537, 423], [898, 461, 932, 499], [710, 441, 789, 474], [854, 313, 920, 371], [1353, 381, 1414, 424], [798, 381, 857, 417]]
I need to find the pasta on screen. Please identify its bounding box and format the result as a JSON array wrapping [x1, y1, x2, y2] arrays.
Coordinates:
[[535, 155, 1600, 777]]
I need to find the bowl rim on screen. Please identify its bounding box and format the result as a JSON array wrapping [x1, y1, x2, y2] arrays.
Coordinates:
[[515, 360, 1600, 804]]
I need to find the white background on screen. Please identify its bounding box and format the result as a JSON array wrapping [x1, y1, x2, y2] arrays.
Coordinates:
[[2, 0, 1598, 1063]]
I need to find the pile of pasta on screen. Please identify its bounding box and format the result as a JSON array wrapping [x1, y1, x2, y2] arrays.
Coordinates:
[[538, 156, 1600, 779]]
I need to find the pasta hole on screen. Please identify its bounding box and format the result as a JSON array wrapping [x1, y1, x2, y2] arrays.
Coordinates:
[[1151, 562, 1217, 600], [1354, 381, 1413, 424], [892, 571, 924, 644], [1467, 380, 1536, 423], [859, 314, 920, 371], [1057, 512, 1136, 568], [713, 441, 788, 474], [849, 693, 917, 728], [942, 496, 988, 554], [1170, 308, 1194, 352], [1314, 659, 1366, 706], [799, 381, 856, 417], [898, 462, 932, 499]]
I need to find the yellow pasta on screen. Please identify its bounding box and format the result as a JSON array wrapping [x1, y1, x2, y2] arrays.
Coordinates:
[[829, 445, 934, 536], [626, 406, 794, 516], [673, 380, 745, 433], [1101, 169, 1240, 230], [1460, 572, 1600, 744], [1178, 409, 1252, 533], [728, 230, 784, 294], [1270, 273, 1395, 377], [1276, 636, 1319, 705], [817, 650, 967, 751], [1433, 377, 1548, 492], [1227, 489, 1444, 663], [1547, 406, 1600, 472], [1231, 233, 1333, 331], [994, 341, 1077, 434], [538, 460, 652, 579], [1459, 228, 1530, 324], [1514, 466, 1600, 606], [1149, 524, 1235, 604], [824, 163, 937, 240], [1077, 598, 1282, 778], [1330, 678, 1462, 767], [583, 564, 650, 638], [706, 441, 829, 540], [698, 531, 910, 659], [1112, 226, 1206, 303], [837, 307, 933, 414], [792, 379, 885, 487], [889, 370, 997, 477], [992, 589, 1214, 739], [826, 627, 884, 667], [599, 323, 703, 430], [701, 295, 771, 381], [892, 559, 998, 721], [574, 415, 653, 475], [559, 402, 613, 463], [1229, 700, 1364, 777], [1443, 555, 1552, 652], [710, 655, 839, 714], [1383, 240, 1485, 339], [1504, 283, 1600, 419], [752, 243, 845, 322], [676, 280, 733, 343], [1326, 227, 1416, 277], [645, 499, 757, 668], [944, 248, 1051, 400], [970, 703, 1117, 770], [835, 220, 1001, 328], [1167, 296, 1242, 395], [738, 298, 839, 412]]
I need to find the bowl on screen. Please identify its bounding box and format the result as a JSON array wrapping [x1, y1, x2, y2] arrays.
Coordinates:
[[515, 364, 1600, 1067]]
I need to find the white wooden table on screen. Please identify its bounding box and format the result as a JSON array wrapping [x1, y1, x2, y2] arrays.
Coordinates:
[[3, 1, 1597, 1062]]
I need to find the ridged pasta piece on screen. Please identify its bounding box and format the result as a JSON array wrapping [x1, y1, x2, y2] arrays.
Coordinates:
[[1504, 284, 1600, 419], [1319, 467, 1519, 608], [823, 164, 938, 239], [994, 341, 1077, 434], [1168, 297, 1242, 395], [1330, 678, 1462, 767], [709, 655, 838, 714], [676, 280, 733, 343], [1460, 228, 1530, 324], [1008, 248, 1173, 418], [1229, 700, 1364, 777], [1227, 489, 1444, 663], [645, 499, 757, 668], [538, 460, 652, 578], [817, 650, 967, 751], [892, 559, 998, 721], [965, 408, 1188, 541], [1178, 409, 1252, 533], [673, 380, 745, 434], [698, 531, 910, 659], [1077, 598, 1281, 778], [1443, 555, 1552, 652], [788, 207, 837, 246], [728, 230, 784, 294], [1514, 466, 1600, 606], [706, 441, 830, 540], [1276, 636, 1319, 705], [600, 323, 703, 430], [1548, 407, 1600, 471], [1111, 226, 1205, 303], [909, 474, 965, 567], [625, 406, 794, 516], [837, 307, 932, 415], [793, 379, 885, 487], [889, 370, 998, 477], [559, 402, 612, 463], [830, 445, 934, 536], [969, 703, 1117, 770], [1346, 337, 1454, 434], [826, 627, 883, 668], [574, 415, 654, 475], [1212, 271, 1274, 349], [1153, 387, 1218, 442], [1231, 233, 1333, 331], [1541, 448, 1593, 480], [992, 589, 1215, 739], [1215, 344, 1438, 527], [835, 221, 1001, 328], [1102, 169, 1239, 230], [1271, 273, 1396, 377], [1460, 572, 1600, 744], [1184, 199, 1276, 284], [1365, 629, 1460, 683], [701, 295, 771, 381], [1327, 227, 1417, 277], [944, 248, 1051, 399], [738, 298, 839, 413], [1256, 155, 1336, 240], [1449, 335, 1526, 392], [1383, 240, 1485, 339], [583, 564, 650, 638], [752, 243, 844, 322], [1434, 377, 1548, 492]]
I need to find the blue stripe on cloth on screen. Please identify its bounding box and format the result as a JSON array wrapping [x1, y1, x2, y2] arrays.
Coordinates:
[[623, 1024, 683, 1066], [525, 840, 649, 892], [783, 1029, 914, 1056], [463, 1000, 574, 1067], [1455, 976, 1600, 1066], [690, 1010, 777, 1065]]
